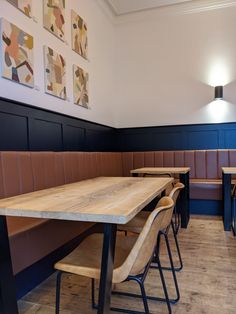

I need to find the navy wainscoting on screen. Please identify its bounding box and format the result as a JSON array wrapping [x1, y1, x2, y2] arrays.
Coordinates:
[[0, 97, 116, 152], [116, 123, 236, 151]]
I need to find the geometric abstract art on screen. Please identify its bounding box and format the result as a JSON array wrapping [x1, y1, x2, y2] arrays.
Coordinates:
[[44, 46, 66, 99], [73, 64, 88, 108], [43, 0, 65, 41], [71, 10, 88, 60], [1, 18, 34, 87], [6, 0, 32, 18]]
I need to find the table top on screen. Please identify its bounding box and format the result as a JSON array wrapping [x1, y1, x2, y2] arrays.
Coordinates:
[[222, 167, 236, 175], [131, 167, 190, 175], [0, 177, 173, 224]]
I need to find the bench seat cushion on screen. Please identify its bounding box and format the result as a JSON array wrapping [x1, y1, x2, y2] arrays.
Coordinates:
[[190, 179, 222, 200], [7, 217, 94, 275]]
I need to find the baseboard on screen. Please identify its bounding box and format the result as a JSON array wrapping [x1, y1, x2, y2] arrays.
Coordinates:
[[190, 199, 222, 216]]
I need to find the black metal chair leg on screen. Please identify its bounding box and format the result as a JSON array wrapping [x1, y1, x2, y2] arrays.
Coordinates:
[[135, 278, 150, 314], [155, 254, 172, 314], [171, 220, 183, 271], [154, 224, 183, 272], [163, 232, 180, 303], [55, 271, 62, 314], [92, 276, 149, 314]]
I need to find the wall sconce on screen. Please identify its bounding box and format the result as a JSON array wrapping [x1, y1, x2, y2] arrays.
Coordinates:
[[215, 86, 223, 100]]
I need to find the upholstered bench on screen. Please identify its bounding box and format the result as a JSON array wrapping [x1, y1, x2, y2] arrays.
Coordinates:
[[121, 150, 236, 201], [1, 149, 236, 280], [0, 151, 123, 277]]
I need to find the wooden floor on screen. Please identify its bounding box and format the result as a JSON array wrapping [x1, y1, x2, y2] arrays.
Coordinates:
[[18, 216, 236, 314]]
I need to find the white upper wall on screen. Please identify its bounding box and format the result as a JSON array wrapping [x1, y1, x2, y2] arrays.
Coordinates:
[[1, 0, 236, 128], [0, 0, 115, 127], [113, 3, 236, 127]]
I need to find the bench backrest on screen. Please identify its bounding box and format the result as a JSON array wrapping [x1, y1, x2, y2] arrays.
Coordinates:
[[0, 151, 123, 199], [1, 149, 236, 200], [122, 150, 236, 179]]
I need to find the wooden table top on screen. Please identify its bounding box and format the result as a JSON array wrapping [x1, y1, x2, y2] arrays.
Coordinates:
[[0, 177, 173, 224], [222, 167, 236, 175], [131, 167, 190, 175]]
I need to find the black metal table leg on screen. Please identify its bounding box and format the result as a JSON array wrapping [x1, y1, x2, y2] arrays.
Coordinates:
[[179, 172, 190, 228], [222, 172, 231, 231], [97, 223, 117, 314], [0, 216, 18, 314]]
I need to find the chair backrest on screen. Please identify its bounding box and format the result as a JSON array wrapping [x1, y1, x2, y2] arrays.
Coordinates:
[[114, 196, 174, 282], [160, 182, 184, 230]]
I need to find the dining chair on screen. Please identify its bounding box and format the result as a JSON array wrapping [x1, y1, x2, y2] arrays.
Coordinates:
[[117, 183, 185, 304], [54, 196, 174, 314]]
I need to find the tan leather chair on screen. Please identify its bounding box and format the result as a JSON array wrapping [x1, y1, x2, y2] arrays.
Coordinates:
[[54, 196, 174, 314]]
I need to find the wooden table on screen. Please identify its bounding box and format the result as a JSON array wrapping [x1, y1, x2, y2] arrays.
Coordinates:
[[131, 167, 190, 228], [0, 176, 173, 314], [222, 167, 236, 231]]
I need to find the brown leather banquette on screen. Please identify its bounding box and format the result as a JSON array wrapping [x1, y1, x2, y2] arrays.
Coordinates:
[[0, 151, 123, 275], [1, 149, 236, 275], [122, 150, 236, 200]]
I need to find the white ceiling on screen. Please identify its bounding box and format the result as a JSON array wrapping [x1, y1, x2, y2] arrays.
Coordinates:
[[105, 0, 194, 15]]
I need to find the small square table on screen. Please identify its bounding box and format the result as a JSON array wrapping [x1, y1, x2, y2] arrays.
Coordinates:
[[131, 167, 190, 228]]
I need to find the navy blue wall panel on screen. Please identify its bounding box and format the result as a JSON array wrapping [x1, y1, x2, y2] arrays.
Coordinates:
[[63, 125, 85, 151], [187, 130, 219, 149], [224, 128, 236, 148], [0, 111, 28, 150], [30, 119, 63, 151], [1, 96, 236, 152], [0, 97, 115, 152], [117, 123, 236, 151]]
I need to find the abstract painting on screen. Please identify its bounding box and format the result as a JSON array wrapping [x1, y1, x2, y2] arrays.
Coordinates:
[[73, 65, 88, 108], [6, 0, 32, 17], [44, 46, 66, 99], [71, 10, 88, 60], [43, 0, 65, 41], [1, 18, 34, 87]]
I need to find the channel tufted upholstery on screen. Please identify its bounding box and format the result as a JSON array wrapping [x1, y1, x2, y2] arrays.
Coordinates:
[[1, 149, 235, 275], [0, 151, 123, 274], [122, 150, 236, 200]]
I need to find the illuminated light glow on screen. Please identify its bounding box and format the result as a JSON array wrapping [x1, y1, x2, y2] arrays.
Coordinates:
[[206, 100, 229, 122], [207, 59, 230, 87]]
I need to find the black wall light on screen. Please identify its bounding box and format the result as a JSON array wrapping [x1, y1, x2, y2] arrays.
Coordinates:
[[215, 85, 223, 99]]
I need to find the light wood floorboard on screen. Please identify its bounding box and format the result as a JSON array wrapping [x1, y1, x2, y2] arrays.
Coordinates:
[[18, 216, 236, 313]]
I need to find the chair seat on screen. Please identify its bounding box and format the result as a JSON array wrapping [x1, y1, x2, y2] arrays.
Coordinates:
[[55, 233, 138, 283]]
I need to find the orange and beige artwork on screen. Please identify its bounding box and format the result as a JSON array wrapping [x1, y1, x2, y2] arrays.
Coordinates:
[[6, 0, 32, 17], [73, 65, 88, 108], [71, 10, 88, 60], [43, 0, 65, 41], [44, 46, 66, 99], [1, 18, 34, 87]]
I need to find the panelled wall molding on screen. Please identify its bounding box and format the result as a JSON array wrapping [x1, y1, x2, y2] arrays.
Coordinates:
[[116, 123, 236, 151], [0, 97, 115, 152], [0, 97, 236, 152]]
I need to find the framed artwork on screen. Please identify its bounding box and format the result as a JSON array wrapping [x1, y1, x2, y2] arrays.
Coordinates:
[[43, 0, 65, 41], [6, 0, 32, 17], [71, 10, 88, 60], [73, 64, 88, 108], [44, 46, 66, 99], [1, 18, 34, 87]]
